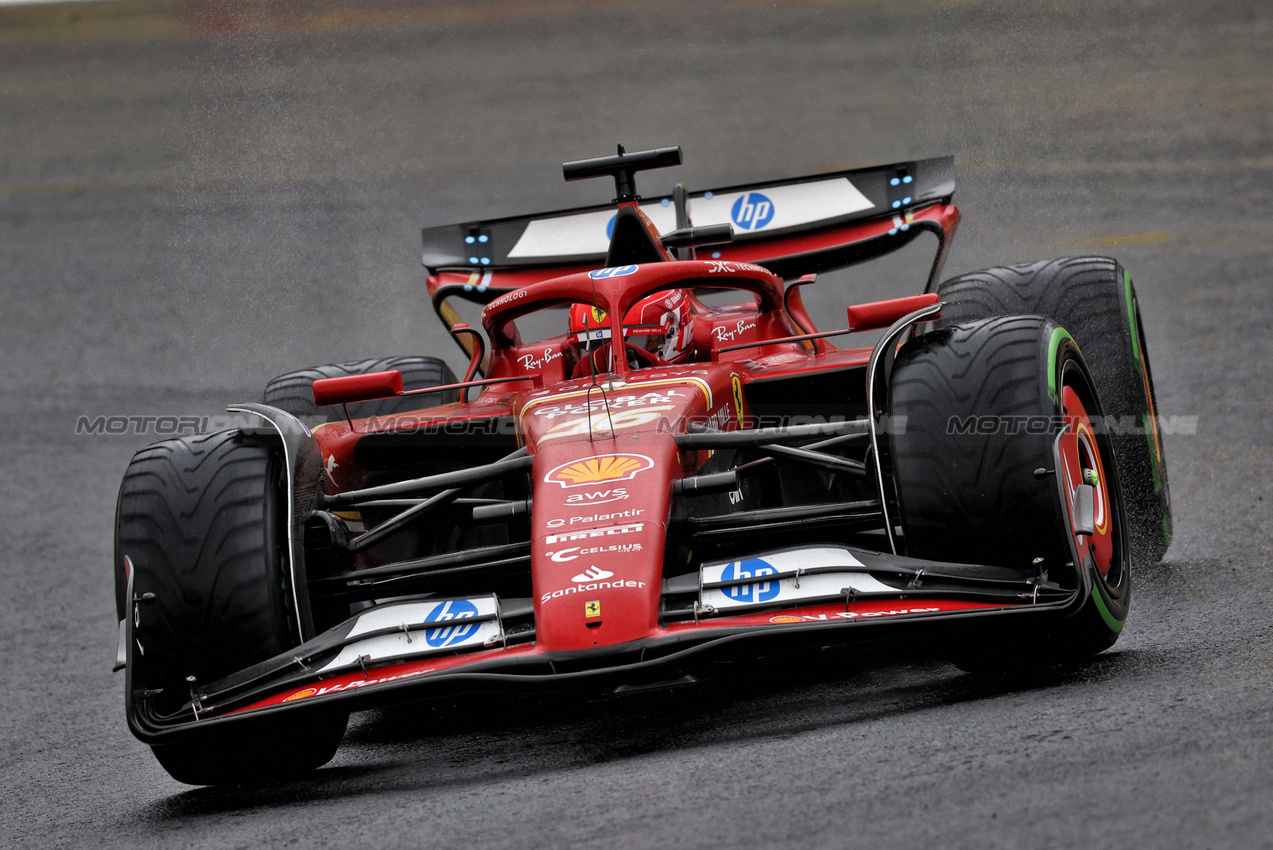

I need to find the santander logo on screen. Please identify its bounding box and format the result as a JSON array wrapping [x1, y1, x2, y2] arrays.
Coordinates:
[[570, 566, 614, 582]]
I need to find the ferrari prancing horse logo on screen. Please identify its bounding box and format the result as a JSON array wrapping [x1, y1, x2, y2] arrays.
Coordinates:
[[584, 600, 601, 619], [731, 375, 745, 428]]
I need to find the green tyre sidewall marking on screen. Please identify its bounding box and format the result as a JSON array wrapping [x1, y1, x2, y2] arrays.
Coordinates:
[[1054, 326, 1129, 636], [1046, 326, 1076, 405], [1092, 584, 1126, 632], [1126, 268, 1167, 496], [1124, 269, 1141, 363]]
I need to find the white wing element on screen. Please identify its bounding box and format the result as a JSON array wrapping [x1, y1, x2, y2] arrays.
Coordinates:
[[507, 178, 873, 259], [317, 596, 501, 673], [700, 546, 895, 611]]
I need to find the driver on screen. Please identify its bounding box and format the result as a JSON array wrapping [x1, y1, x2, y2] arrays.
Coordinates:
[[567, 289, 695, 374]]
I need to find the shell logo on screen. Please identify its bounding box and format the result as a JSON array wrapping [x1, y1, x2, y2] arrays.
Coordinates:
[[284, 687, 318, 702], [770, 615, 803, 624], [544, 453, 654, 488]]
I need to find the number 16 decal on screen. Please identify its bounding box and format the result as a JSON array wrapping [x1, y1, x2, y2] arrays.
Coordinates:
[[537, 406, 674, 443]]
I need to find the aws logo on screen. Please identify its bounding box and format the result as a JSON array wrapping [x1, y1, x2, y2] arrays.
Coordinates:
[[565, 488, 629, 505]]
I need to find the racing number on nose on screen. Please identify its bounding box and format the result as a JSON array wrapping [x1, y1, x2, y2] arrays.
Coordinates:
[[539, 406, 675, 442]]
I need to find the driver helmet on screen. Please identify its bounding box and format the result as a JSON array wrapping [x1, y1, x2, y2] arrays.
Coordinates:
[[567, 289, 695, 364]]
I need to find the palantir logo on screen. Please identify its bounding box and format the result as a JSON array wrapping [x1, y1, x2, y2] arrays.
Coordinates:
[[720, 558, 780, 603], [423, 599, 481, 648], [730, 192, 775, 230]]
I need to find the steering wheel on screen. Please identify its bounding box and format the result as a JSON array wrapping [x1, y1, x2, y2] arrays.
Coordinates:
[[627, 344, 671, 368], [570, 341, 670, 378]]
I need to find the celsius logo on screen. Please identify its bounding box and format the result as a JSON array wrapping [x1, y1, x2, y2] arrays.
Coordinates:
[[731, 192, 774, 230], [720, 558, 780, 603], [588, 265, 639, 279], [422, 599, 480, 648], [571, 566, 614, 582]]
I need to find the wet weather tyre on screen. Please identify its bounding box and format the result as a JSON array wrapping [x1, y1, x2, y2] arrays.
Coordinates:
[[262, 355, 459, 422], [888, 316, 1131, 670], [113, 430, 347, 784], [936, 257, 1171, 567]]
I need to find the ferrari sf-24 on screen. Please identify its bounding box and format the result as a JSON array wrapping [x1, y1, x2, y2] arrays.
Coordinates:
[[113, 145, 1171, 785]]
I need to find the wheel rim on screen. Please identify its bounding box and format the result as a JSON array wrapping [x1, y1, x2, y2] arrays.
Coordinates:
[[1058, 381, 1118, 581]]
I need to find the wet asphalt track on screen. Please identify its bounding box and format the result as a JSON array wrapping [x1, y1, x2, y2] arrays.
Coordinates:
[[2, 0, 1271, 847]]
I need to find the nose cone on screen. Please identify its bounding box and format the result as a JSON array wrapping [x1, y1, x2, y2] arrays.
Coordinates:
[[529, 438, 675, 651], [519, 377, 710, 651], [518, 371, 731, 651]]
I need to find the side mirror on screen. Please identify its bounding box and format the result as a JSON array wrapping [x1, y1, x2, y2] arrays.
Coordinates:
[[846, 293, 941, 332], [312, 370, 403, 407]]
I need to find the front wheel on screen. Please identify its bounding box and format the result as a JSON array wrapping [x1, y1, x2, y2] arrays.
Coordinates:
[[114, 430, 347, 784], [888, 315, 1130, 670], [937, 257, 1170, 567]]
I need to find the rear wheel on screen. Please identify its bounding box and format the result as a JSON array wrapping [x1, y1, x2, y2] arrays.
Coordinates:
[[263, 355, 459, 422], [888, 316, 1131, 670], [937, 257, 1170, 566], [114, 430, 346, 784]]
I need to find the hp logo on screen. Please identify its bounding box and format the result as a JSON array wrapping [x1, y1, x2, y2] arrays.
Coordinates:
[[423, 599, 481, 648], [730, 192, 775, 230], [588, 265, 639, 279], [720, 558, 780, 603]]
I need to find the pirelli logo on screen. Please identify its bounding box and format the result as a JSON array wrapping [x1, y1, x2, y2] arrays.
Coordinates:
[[545, 522, 644, 545]]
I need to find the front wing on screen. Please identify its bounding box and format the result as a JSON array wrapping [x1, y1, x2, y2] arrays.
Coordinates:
[[122, 542, 1095, 744]]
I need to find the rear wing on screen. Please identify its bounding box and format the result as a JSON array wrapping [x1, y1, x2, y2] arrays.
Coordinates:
[[423, 156, 959, 358]]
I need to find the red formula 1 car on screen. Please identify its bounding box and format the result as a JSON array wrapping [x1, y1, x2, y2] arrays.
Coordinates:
[[113, 146, 1171, 785]]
